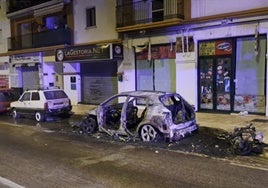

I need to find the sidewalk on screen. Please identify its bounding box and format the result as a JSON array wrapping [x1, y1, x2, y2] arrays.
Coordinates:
[[72, 104, 268, 144], [196, 112, 268, 144]]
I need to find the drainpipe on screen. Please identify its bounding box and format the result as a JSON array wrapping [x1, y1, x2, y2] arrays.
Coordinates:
[[148, 38, 151, 61], [186, 28, 189, 54], [181, 30, 185, 55]]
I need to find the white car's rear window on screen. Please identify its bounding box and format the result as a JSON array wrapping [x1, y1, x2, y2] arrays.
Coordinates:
[[44, 90, 68, 100]]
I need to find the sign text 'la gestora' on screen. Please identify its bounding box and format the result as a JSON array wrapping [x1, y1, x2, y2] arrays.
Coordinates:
[[55, 44, 123, 62]]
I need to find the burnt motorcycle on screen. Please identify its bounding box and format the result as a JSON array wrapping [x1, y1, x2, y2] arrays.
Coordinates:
[[218, 123, 264, 156]]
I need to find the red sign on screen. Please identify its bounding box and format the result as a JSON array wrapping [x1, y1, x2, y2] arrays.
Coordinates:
[[136, 44, 176, 60], [215, 40, 232, 55]]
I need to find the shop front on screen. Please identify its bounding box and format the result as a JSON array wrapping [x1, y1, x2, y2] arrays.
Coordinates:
[[198, 35, 266, 114], [135, 43, 176, 92], [10, 54, 42, 91], [55, 43, 123, 104]]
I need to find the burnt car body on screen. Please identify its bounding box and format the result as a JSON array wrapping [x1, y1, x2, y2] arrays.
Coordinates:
[[79, 91, 198, 142]]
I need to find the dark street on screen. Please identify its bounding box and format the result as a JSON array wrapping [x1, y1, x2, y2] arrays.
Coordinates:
[[0, 115, 268, 188]]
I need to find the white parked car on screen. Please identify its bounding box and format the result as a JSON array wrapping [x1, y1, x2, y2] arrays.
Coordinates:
[[10, 88, 72, 122]]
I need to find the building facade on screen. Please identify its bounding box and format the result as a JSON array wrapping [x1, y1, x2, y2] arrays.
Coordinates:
[[0, 0, 268, 116], [116, 0, 268, 116]]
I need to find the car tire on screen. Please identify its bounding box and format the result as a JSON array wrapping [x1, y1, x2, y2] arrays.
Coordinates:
[[12, 108, 19, 119], [35, 111, 45, 122], [80, 117, 98, 134], [140, 124, 158, 142], [233, 139, 252, 156]]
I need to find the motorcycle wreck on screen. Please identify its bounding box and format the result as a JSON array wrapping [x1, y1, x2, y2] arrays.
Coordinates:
[[218, 123, 264, 156]]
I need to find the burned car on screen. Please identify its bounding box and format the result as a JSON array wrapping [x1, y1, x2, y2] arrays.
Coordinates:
[[78, 91, 198, 142]]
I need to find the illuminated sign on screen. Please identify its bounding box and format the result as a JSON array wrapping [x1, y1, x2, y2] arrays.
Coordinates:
[[55, 44, 123, 62], [199, 42, 215, 56], [199, 40, 232, 56]]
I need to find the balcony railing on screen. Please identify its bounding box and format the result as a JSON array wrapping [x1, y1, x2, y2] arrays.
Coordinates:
[[116, 0, 184, 28], [8, 28, 71, 51]]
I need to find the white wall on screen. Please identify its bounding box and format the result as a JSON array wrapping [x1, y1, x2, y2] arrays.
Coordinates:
[[73, 0, 118, 44], [42, 63, 55, 88], [176, 53, 196, 107], [191, 0, 268, 18], [117, 44, 136, 92], [63, 63, 81, 105]]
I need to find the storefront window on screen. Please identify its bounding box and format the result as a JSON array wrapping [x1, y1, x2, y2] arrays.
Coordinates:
[[234, 36, 266, 113], [136, 44, 176, 92], [199, 58, 213, 109], [136, 59, 175, 92], [216, 58, 231, 110], [136, 60, 154, 90]]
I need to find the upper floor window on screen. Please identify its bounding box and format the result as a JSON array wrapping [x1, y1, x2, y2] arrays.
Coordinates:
[[152, 0, 164, 22], [86, 7, 96, 28], [0, 64, 8, 70]]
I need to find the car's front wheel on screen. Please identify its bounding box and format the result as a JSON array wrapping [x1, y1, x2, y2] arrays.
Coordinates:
[[80, 116, 98, 134], [11, 108, 19, 119], [140, 124, 158, 142], [35, 111, 45, 122]]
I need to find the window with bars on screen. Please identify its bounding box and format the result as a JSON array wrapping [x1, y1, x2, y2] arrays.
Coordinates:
[[86, 7, 96, 28]]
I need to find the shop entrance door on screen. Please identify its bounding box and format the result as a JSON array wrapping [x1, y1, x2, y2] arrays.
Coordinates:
[[198, 36, 266, 114], [199, 56, 232, 112]]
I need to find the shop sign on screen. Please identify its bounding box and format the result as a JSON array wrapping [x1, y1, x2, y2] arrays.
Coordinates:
[[55, 44, 123, 62], [199, 40, 232, 56], [11, 55, 41, 64], [112, 44, 124, 60]]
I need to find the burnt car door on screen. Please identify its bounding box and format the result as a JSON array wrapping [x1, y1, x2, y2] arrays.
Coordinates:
[[98, 95, 128, 132], [121, 96, 148, 135], [98, 94, 148, 137]]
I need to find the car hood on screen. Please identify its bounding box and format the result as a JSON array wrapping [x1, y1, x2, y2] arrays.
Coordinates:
[[10, 101, 19, 107]]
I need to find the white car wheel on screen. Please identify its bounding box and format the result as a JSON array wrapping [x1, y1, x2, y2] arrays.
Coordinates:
[[140, 124, 158, 142], [35, 112, 45, 122], [12, 108, 19, 119]]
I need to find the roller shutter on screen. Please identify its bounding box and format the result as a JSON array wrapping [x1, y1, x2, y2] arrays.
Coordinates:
[[81, 61, 118, 104], [22, 66, 40, 90]]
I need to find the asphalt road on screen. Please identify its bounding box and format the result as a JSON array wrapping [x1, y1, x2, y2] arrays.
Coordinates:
[[0, 116, 268, 188]]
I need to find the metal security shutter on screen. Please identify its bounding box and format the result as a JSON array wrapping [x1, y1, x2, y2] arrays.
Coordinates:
[[81, 61, 118, 104], [22, 66, 40, 90], [82, 76, 117, 104]]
